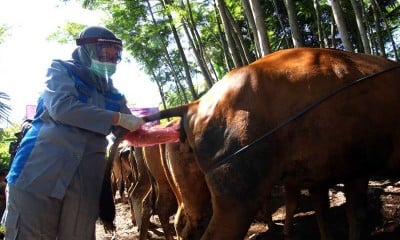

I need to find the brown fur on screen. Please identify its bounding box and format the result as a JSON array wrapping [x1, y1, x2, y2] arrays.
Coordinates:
[[163, 140, 212, 239], [144, 48, 400, 240], [127, 145, 177, 240]]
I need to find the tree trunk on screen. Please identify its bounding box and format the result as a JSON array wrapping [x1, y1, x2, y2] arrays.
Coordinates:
[[242, 0, 261, 58], [372, 0, 398, 60], [313, 0, 327, 48], [272, 0, 292, 48], [151, 70, 167, 110], [214, 1, 234, 70], [248, 0, 270, 56], [224, 1, 253, 64], [330, 0, 353, 51], [283, 0, 304, 47], [330, 15, 336, 48], [216, 0, 243, 67], [162, 0, 198, 100], [182, 23, 214, 89], [371, 0, 386, 56], [350, 0, 371, 54], [182, 0, 214, 89], [145, 0, 188, 103], [187, 0, 219, 83]]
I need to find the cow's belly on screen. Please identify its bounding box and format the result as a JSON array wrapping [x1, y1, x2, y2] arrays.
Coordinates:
[[277, 119, 399, 188]]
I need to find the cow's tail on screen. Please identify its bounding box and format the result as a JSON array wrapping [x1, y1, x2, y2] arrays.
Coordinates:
[[142, 103, 192, 122], [99, 135, 124, 233]]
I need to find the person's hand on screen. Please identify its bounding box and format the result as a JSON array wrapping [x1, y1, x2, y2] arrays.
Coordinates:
[[116, 113, 145, 132]]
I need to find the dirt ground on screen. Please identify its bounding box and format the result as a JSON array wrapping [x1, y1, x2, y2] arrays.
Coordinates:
[[96, 178, 400, 240]]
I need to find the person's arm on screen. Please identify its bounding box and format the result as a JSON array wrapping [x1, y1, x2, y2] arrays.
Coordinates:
[[112, 112, 144, 131], [42, 61, 143, 134]]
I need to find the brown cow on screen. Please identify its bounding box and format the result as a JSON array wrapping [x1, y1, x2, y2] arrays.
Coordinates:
[[162, 140, 212, 239], [143, 145, 177, 240], [127, 145, 177, 240], [127, 146, 150, 228], [162, 137, 278, 239], [142, 48, 400, 240], [111, 141, 133, 203]]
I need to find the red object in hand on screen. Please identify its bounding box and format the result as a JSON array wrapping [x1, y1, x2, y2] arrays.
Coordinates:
[[123, 122, 180, 147]]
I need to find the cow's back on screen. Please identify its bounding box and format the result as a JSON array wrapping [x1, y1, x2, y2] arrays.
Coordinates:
[[191, 48, 400, 177]]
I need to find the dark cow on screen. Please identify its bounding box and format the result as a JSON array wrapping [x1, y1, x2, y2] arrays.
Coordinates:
[[142, 48, 400, 240]]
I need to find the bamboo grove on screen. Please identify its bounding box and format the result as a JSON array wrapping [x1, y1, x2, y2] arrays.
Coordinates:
[[82, 0, 400, 109]]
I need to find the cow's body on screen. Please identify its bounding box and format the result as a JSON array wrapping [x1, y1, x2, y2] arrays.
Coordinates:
[[143, 48, 400, 240]]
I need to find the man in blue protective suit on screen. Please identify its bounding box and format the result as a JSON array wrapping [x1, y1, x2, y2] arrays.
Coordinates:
[[1, 26, 144, 240]]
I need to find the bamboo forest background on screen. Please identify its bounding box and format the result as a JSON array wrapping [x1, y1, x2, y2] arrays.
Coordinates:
[[82, 0, 399, 110]]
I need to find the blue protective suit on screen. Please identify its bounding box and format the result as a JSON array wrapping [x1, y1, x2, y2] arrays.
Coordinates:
[[7, 53, 130, 200]]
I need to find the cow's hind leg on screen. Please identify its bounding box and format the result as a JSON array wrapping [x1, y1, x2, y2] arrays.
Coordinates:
[[128, 147, 151, 226], [155, 188, 177, 240], [201, 169, 265, 239], [201, 196, 255, 240], [138, 189, 153, 240], [119, 181, 127, 203], [344, 178, 369, 240], [127, 184, 137, 225], [309, 186, 334, 240], [283, 185, 301, 239]]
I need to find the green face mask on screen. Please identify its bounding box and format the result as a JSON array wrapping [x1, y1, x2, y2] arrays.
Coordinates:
[[89, 59, 117, 79]]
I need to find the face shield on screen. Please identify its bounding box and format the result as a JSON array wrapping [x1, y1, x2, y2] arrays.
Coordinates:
[[76, 37, 123, 80]]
